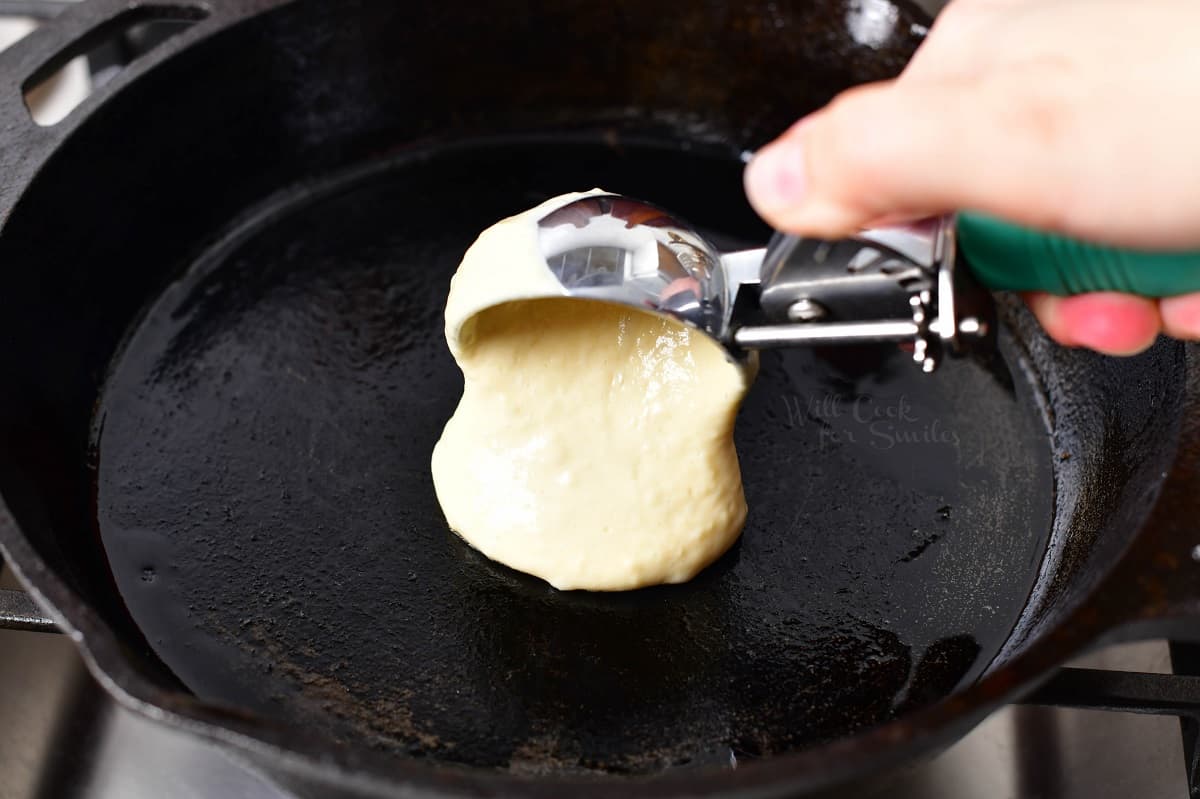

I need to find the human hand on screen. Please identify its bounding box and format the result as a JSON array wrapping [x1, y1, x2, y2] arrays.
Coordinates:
[[743, 0, 1200, 355]]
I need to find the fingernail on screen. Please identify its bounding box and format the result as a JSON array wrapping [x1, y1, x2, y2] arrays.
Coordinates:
[[744, 138, 809, 213], [1057, 294, 1160, 356]]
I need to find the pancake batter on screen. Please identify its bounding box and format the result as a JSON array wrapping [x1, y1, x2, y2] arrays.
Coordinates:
[[432, 192, 752, 591]]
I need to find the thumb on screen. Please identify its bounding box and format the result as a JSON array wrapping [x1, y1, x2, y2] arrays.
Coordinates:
[[743, 74, 1083, 239]]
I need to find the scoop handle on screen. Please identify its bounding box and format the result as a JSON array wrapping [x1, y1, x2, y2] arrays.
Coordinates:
[[956, 212, 1200, 297]]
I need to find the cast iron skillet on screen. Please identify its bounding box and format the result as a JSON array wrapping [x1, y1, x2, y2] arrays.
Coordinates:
[[0, 1, 1198, 797]]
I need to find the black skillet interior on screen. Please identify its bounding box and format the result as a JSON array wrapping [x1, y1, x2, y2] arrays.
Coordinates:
[[0, 0, 1189, 784], [87, 138, 1056, 774]]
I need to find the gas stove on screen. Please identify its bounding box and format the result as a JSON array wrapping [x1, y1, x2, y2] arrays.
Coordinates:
[[0, 3, 1195, 797]]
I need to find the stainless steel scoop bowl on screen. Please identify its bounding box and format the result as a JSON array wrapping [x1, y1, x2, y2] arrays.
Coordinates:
[[535, 193, 991, 371], [536, 193, 755, 346]]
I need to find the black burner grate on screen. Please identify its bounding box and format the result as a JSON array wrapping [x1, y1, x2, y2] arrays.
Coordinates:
[[1023, 644, 1200, 797], [1171, 642, 1200, 798]]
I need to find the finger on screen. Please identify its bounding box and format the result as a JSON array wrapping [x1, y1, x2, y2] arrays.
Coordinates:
[[861, 211, 929, 228], [1025, 292, 1161, 355], [744, 77, 982, 237], [901, 0, 1030, 83], [744, 68, 1131, 241], [1022, 293, 1076, 346], [937, 0, 1032, 8], [1159, 293, 1200, 340]]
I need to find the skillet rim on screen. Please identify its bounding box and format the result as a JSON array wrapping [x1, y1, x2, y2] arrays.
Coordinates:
[[2, 0, 1198, 796]]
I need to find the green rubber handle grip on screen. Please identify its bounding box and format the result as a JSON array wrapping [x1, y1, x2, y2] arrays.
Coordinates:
[[956, 212, 1200, 297]]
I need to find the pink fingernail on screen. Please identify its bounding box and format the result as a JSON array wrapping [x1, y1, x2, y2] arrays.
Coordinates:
[[744, 138, 809, 213], [1058, 294, 1159, 356]]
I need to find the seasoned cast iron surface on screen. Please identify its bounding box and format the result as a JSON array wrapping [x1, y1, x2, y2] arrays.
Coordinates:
[[93, 138, 1053, 775]]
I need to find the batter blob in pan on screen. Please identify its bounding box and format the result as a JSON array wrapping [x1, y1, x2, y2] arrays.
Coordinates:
[[432, 192, 753, 591]]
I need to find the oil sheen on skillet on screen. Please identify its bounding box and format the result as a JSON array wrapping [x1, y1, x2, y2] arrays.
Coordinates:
[[92, 137, 1054, 776]]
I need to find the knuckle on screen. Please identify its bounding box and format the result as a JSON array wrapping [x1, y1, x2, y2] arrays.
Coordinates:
[[810, 86, 896, 204], [927, 0, 1005, 39], [981, 61, 1087, 226], [987, 60, 1081, 152], [932, 0, 979, 29]]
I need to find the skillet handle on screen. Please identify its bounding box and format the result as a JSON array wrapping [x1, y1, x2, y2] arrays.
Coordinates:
[[0, 587, 57, 633], [0, 0, 211, 224]]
